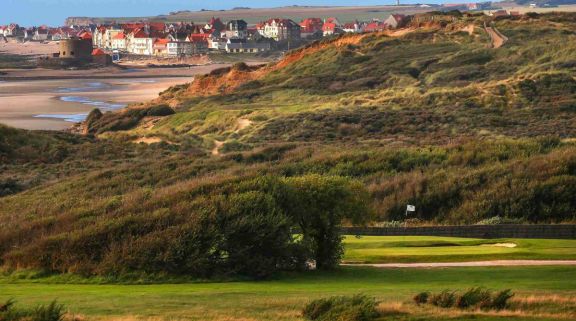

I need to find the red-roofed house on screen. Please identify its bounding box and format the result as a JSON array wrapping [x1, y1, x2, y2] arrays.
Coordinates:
[[111, 32, 126, 50], [92, 48, 113, 66], [325, 17, 342, 27], [167, 33, 209, 56], [128, 28, 154, 55], [364, 21, 386, 33], [300, 18, 323, 37], [322, 22, 343, 37], [342, 22, 363, 33], [153, 38, 170, 56], [33, 27, 49, 41]]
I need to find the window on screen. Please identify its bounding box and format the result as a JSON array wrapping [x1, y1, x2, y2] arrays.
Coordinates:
[[62, 51, 66, 55], [71, 51, 74, 56]]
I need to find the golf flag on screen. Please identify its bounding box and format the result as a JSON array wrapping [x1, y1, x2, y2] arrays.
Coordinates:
[[406, 205, 416, 212]]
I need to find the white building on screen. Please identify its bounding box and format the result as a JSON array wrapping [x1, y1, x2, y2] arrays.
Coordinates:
[[257, 18, 301, 41]]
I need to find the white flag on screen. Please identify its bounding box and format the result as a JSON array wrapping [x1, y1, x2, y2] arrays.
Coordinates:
[[406, 205, 416, 212]]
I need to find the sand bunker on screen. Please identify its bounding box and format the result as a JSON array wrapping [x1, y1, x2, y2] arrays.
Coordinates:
[[481, 243, 517, 248]]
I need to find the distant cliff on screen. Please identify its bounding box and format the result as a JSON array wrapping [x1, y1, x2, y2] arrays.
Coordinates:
[[65, 17, 99, 26]]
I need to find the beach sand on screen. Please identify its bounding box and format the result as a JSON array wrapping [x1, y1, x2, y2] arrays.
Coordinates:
[[0, 77, 190, 130]]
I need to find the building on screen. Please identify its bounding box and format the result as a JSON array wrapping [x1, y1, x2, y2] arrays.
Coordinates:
[[32, 27, 49, 41], [257, 18, 301, 41], [59, 37, 93, 59], [342, 22, 363, 33], [111, 32, 127, 50], [225, 20, 248, 39], [205, 17, 225, 33], [384, 14, 406, 29], [300, 18, 323, 37], [91, 48, 113, 66], [153, 38, 170, 57], [167, 34, 209, 56], [364, 21, 387, 33], [225, 39, 271, 53], [128, 29, 154, 55], [322, 22, 343, 37]]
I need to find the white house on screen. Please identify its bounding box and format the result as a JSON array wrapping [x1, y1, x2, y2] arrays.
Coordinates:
[[128, 29, 154, 55], [257, 18, 301, 41], [111, 32, 127, 50]]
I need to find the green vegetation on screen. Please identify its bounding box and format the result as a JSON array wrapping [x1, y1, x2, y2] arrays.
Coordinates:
[[0, 299, 65, 321], [421, 287, 514, 310], [1, 13, 576, 279], [342, 236, 576, 263], [1, 266, 575, 321], [303, 294, 380, 321]]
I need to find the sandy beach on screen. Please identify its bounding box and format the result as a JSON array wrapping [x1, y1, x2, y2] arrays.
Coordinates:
[[0, 77, 193, 130], [0, 61, 268, 130]]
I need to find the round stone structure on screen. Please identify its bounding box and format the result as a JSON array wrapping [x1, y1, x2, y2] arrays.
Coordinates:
[[59, 38, 93, 59]]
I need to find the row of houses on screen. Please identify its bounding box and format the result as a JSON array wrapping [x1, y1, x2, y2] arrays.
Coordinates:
[[88, 14, 410, 57], [0, 24, 88, 41]]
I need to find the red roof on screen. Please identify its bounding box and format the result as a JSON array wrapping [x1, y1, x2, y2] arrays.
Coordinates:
[[364, 22, 386, 32], [113, 32, 125, 40], [92, 48, 106, 55], [154, 38, 169, 45], [132, 29, 149, 38], [322, 23, 337, 32], [78, 31, 92, 40], [300, 18, 323, 33]]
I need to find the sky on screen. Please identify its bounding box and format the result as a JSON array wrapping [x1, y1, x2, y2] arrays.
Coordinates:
[[2, 0, 454, 26]]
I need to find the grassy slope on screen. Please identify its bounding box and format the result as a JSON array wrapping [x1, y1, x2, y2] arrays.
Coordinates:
[[342, 236, 576, 263], [124, 13, 576, 147], [1, 13, 576, 278], [1, 266, 575, 321]]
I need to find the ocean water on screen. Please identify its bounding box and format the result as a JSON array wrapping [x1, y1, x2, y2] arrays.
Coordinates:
[[33, 113, 89, 123]]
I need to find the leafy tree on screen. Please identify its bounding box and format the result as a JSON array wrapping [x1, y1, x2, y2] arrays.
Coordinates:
[[282, 175, 371, 270]]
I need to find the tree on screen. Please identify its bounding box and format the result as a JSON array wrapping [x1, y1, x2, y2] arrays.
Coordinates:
[[282, 175, 371, 270]]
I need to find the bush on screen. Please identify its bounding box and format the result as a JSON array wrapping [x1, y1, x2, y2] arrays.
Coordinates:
[[413, 292, 430, 305], [430, 290, 456, 308], [420, 289, 515, 310], [303, 294, 379, 321], [0, 300, 65, 321], [31, 301, 65, 321], [146, 104, 175, 117], [456, 287, 491, 309], [490, 289, 514, 310]]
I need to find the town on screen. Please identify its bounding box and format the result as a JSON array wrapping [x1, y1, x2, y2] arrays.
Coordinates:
[[0, 2, 528, 66]]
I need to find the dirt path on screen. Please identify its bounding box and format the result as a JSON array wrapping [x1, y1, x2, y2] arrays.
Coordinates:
[[342, 260, 576, 268], [485, 24, 508, 48], [211, 140, 224, 156]]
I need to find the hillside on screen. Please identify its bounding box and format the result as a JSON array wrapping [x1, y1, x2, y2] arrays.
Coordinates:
[[1, 12, 575, 277]]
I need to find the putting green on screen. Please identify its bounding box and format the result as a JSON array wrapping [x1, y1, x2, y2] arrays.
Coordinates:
[[342, 236, 576, 263]]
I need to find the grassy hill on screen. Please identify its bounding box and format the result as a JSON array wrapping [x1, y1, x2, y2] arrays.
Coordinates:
[[0, 12, 575, 277]]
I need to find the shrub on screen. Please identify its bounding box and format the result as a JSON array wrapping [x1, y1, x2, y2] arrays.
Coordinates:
[[0, 300, 65, 321], [146, 104, 175, 117], [31, 301, 65, 321], [456, 287, 491, 309], [490, 289, 514, 310], [303, 295, 379, 321], [413, 292, 430, 305], [430, 290, 456, 308]]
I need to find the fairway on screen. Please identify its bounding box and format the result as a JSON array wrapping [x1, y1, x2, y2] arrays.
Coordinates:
[[2, 266, 576, 321], [343, 236, 576, 263]]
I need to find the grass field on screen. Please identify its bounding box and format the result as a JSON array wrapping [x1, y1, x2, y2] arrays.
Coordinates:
[[1, 266, 575, 321], [342, 236, 576, 263], [1, 236, 576, 321]]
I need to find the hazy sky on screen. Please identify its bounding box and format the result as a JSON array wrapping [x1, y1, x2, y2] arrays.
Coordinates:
[[2, 0, 456, 26]]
